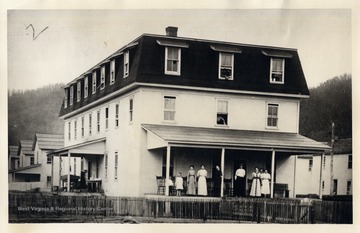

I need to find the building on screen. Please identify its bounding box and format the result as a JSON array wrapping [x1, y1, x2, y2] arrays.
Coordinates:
[[295, 138, 352, 196], [49, 26, 330, 197], [8, 134, 66, 192], [8, 145, 19, 171]]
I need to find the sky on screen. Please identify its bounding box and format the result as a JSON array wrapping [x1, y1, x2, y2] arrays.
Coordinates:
[[7, 9, 352, 90]]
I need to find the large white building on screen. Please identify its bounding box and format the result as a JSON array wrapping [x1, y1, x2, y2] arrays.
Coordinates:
[[49, 27, 330, 197]]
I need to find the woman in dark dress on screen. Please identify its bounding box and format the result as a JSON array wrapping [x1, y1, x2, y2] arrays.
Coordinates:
[[234, 164, 246, 197], [213, 165, 222, 197]]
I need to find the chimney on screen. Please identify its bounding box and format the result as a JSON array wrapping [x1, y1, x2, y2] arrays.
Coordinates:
[[165, 26, 178, 37]]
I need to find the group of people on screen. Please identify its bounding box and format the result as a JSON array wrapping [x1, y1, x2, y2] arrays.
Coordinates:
[[234, 164, 271, 197], [170, 164, 271, 198]]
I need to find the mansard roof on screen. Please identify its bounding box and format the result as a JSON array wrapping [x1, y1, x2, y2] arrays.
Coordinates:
[[59, 33, 309, 118]]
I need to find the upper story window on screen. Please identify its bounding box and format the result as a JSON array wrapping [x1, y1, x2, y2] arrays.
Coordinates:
[[348, 154, 352, 169], [165, 47, 181, 75], [30, 156, 34, 165], [110, 60, 116, 84], [308, 158, 313, 172], [105, 107, 109, 129], [64, 89, 68, 109], [77, 81, 81, 102], [270, 58, 285, 84], [114, 152, 118, 180], [346, 180, 352, 195], [129, 97, 133, 123], [164, 96, 176, 121], [124, 51, 129, 78], [267, 103, 279, 128], [47, 156, 52, 164], [68, 121, 71, 140], [70, 86, 74, 106], [92, 71, 97, 94], [219, 53, 234, 80], [74, 120, 77, 140], [104, 153, 108, 180], [217, 100, 228, 125], [81, 116, 84, 137], [100, 66, 105, 90], [89, 113, 92, 136], [84, 76, 88, 98], [115, 103, 119, 127], [97, 110, 100, 133]]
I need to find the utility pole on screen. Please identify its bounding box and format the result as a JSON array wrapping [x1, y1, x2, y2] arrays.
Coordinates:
[[330, 122, 335, 196]]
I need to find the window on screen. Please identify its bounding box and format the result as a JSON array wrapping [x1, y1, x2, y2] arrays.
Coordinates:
[[322, 181, 325, 191], [308, 158, 313, 172], [129, 98, 133, 122], [36, 151, 39, 164], [105, 107, 109, 129], [74, 120, 77, 140], [68, 122, 71, 140], [81, 116, 84, 137], [30, 156, 34, 165], [110, 60, 116, 84], [77, 81, 81, 102], [92, 71, 97, 94], [89, 113, 92, 135], [104, 153, 108, 180], [270, 58, 285, 84], [346, 180, 352, 195], [165, 47, 181, 75], [267, 103, 279, 128], [323, 155, 326, 169], [217, 100, 228, 125], [114, 152, 118, 180], [348, 155, 352, 169], [219, 53, 234, 80], [70, 86, 74, 106], [84, 76, 88, 98], [46, 176, 51, 188], [333, 179, 338, 195], [81, 158, 84, 171], [74, 158, 77, 175], [97, 110, 100, 133], [164, 96, 176, 121], [100, 66, 105, 90], [115, 103, 119, 127], [124, 51, 129, 78], [47, 156, 52, 164], [64, 89, 68, 108]]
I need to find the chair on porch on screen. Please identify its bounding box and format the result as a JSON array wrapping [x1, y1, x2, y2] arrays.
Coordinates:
[[156, 176, 166, 195], [224, 178, 232, 196]]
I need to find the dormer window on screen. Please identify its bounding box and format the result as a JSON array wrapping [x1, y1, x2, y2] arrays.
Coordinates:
[[64, 89, 68, 108], [70, 86, 74, 106], [123, 51, 129, 78], [270, 58, 285, 84], [77, 81, 81, 102], [165, 47, 181, 75], [92, 71, 97, 94], [100, 66, 105, 90], [110, 60, 116, 84], [84, 76, 88, 98], [219, 53, 234, 80]]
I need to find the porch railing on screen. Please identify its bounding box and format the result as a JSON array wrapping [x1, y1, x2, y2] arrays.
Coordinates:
[[8, 191, 352, 223]]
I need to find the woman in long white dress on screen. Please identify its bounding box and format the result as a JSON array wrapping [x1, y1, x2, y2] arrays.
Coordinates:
[[261, 169, 271, 197], [249, 167, 261, 197], [197, 165, 208, 196]]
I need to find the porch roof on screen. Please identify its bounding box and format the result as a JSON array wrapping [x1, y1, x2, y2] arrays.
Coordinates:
[[8, 164, 41, 174], [142, 124, 330, 153], [47, 137, 106, 156]]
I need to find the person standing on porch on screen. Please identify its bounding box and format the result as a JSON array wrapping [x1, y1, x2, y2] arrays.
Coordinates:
[[249, 167, 261, 197], [186, 165, 196, 195], [197, 164, 208, 196], [260, 169, 271, 198], [175, 172, 184, 196], [213, 165, 222, 197], [234, 163, 246, 197]]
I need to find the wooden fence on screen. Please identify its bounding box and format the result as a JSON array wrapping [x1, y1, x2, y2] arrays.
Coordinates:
[[8, 192, 352, 223]]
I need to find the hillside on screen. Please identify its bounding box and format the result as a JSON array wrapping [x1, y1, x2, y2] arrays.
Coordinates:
[[8, 84, 64, 145]]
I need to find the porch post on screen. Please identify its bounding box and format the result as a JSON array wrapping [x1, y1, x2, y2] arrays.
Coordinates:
[[51, 154, 54, 192], [293, 155, 297, 198], [220, 148, 225, 198], [58, 154, 62, 189], [165, 145, 171, 196], [319, 153, 325, 199], [67, 151, 71, 192], [270, 149, 276, 198]]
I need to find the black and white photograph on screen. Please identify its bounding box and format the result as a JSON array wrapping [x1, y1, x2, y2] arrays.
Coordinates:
[[2, 1, 358, 230]]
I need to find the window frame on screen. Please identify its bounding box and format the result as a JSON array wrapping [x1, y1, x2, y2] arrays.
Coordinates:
[[129, 97, 134, 123], [216, 99, 229, 126], [346, 180, 352, 195], [70, 86, 74, 106], [74, 119, 77, 140], [104, 153, 108, 180], [30, 156, 34, 165], [163, 96, 176, 122], [100, 66, 106, 90], [46, 176, 52, 188], [110, 59, 116, 84], [89, 113, 92, 136], [92, 71, 97, 94], [165, 47, 181, 76], [266, 103, 279, 129], [270, 58, 285, 84], [47, 156, 52, 164], [77, 81, 81, 102], [97, 110, 100, 133], [68, 121, 71, 141], [115, 103, 119, 128], [123, 51, 129, 78], [84, 76, 88, 98], [74, 157, 77, 175], [348, 154, 352, 169], [114, 152, 118, 180], [218, 52, 234, 80], [81, 116, 84, 137], [308, 158, 313, 172], [64, 89, 68, 108], [105, 106, 109, 130]]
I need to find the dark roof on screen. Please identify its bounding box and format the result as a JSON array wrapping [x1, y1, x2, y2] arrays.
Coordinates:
[[9, 146, 18, 157], [142, 124, 330, 153], [325, 138, 352, 154], [32, 133, 64, 150], [8, 164, 41, 173], [59, 33, 309, 117], [18, 140, 34, 156]]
